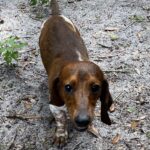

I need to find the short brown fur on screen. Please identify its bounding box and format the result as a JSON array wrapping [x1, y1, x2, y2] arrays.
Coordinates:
[[39, 0, 113, 132]]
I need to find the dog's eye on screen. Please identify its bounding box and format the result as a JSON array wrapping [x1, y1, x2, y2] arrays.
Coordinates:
[[65, 84, 73, 93], [91, 84, 100, 93]]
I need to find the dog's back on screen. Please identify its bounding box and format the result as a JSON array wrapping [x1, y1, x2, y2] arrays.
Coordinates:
[[39, 0, 88, 75]]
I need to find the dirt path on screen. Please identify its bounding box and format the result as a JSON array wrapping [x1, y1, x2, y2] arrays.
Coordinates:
[[0, 0, 150, 149]]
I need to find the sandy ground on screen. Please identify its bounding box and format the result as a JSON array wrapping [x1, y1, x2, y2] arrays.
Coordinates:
[[0, 0, 150, 149]]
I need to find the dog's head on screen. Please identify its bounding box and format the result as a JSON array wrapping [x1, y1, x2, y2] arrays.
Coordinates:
[[51, 61, 113, 131]]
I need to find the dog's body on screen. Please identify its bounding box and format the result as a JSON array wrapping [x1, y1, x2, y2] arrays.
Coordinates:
[[39, 0, 114, 147]]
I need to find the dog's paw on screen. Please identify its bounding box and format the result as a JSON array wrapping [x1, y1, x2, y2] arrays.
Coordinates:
[[53, 129, 68, 148]]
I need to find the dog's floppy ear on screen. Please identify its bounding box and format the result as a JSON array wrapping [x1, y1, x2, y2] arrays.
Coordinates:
[[50, 77, 64, 106], [100, 79, 113, 125]]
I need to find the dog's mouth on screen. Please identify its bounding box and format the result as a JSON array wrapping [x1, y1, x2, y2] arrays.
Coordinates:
[[73, 121, 90, 132], [74, 125, 88, 132]]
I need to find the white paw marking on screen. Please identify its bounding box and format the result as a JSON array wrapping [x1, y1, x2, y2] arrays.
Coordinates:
[[49, 104, 67, 116]]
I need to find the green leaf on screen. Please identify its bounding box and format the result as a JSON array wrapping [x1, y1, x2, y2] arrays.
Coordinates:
[[29, 0, 49, 5], [109, 33, 119, 41], [30, 0, 37, 5], [2, 50, 13, 65], [127, 107, 136, 113], [0, 36, 27, 65], [11, 51, 19, 60], [41, 0, 49, 4], [129, 15, 145, 22], [146, 131, 150, 139]]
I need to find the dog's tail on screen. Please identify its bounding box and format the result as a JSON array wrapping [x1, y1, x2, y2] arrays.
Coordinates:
[[50, 0, 61, 15]]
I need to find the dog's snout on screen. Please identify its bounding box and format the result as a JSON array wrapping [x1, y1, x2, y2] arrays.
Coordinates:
[[75, 114, 90, 127]]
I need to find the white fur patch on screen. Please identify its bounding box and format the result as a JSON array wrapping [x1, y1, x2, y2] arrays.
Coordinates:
[[76, 51, 83, 61], [49, 104, 67, 116], [60, 15, 76, 31], [56, 131, 68, 138], [41, 20, 47, 30]]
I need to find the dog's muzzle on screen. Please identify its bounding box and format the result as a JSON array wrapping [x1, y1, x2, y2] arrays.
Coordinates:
[[74, 114, 91, 131]]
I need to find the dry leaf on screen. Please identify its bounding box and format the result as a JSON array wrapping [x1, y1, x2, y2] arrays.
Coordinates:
[[131, 121, 138, 129], [142, 5, 150, 11], [94, 111, 101, 117], [139, 116, 146, 120], [135, 68, 141, 75], [109, 103, 115, 112], [137, 32, 141, 38], [140, 97, 145, 105], [88, 124, 99, 138], [138, 85, 144, 92], [104, 27, 119, 31], [140, 147, 145, 150], [134, 115, 146, 121], [93, 31, 112, 48], [23, 101, 32, 109], [132, 51, 140, 60], [112, 133, 121, 144]]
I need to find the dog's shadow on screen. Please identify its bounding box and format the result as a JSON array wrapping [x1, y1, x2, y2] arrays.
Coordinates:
[[37, 77, 52, 118], [0, 64, 99, 149]]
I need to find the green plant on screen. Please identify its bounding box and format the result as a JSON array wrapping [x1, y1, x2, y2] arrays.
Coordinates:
[[127, 107, 136, 113], [146, 131, 150, 139], [29, 0, 49, 5], [0, 36, 27, 65], [109, 33, 119, 41], [129, 15, 145, 22]]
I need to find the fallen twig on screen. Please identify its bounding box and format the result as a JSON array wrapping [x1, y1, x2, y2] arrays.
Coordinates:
[[0, 61, 5, 65], [5, 114, 49, 121], [0, 96, 3, 101], [114, 91, 125, 101], [35, 71, 47, 77], [20, 48, 36, 53], [104, 69, 132, 73], [122, 21, 136, 32], [72, 141, 83, 150], [96, 54, 118, 59], [7, 131, 17, 150], [94, 54, 118, 61], [98, 43, 112, 48]]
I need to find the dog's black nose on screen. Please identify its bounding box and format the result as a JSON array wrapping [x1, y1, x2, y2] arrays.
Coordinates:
[[75, 114, 90, 127]]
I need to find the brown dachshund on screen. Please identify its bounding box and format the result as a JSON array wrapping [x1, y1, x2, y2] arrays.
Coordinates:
[[39, 0, 114, 147]]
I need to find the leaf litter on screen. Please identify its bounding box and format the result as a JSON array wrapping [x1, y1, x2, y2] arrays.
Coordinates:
[[0, 0, 150, 149]]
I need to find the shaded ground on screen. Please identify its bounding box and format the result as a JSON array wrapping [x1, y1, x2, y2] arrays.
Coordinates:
[[0, 0, 150, 149]]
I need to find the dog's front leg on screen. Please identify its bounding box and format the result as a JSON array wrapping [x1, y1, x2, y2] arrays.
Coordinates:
[[49, 104, 68, 147]]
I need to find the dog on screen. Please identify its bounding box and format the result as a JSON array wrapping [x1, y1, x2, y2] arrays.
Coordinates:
[[39, 0, 114, 147]]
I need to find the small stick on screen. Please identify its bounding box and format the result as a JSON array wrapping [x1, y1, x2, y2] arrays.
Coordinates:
[[7, 131, 17, 150], [114, 91, 125, 101], [122, 21, 136, 32], [97, 54, 118, 58], [5, 114, 49, 121], [35, 72, 47, 77], [0, 61, 5, 65], [72, 141, 83, 150], [104, 69, 132, 73], [20, 48, 36, 53]]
